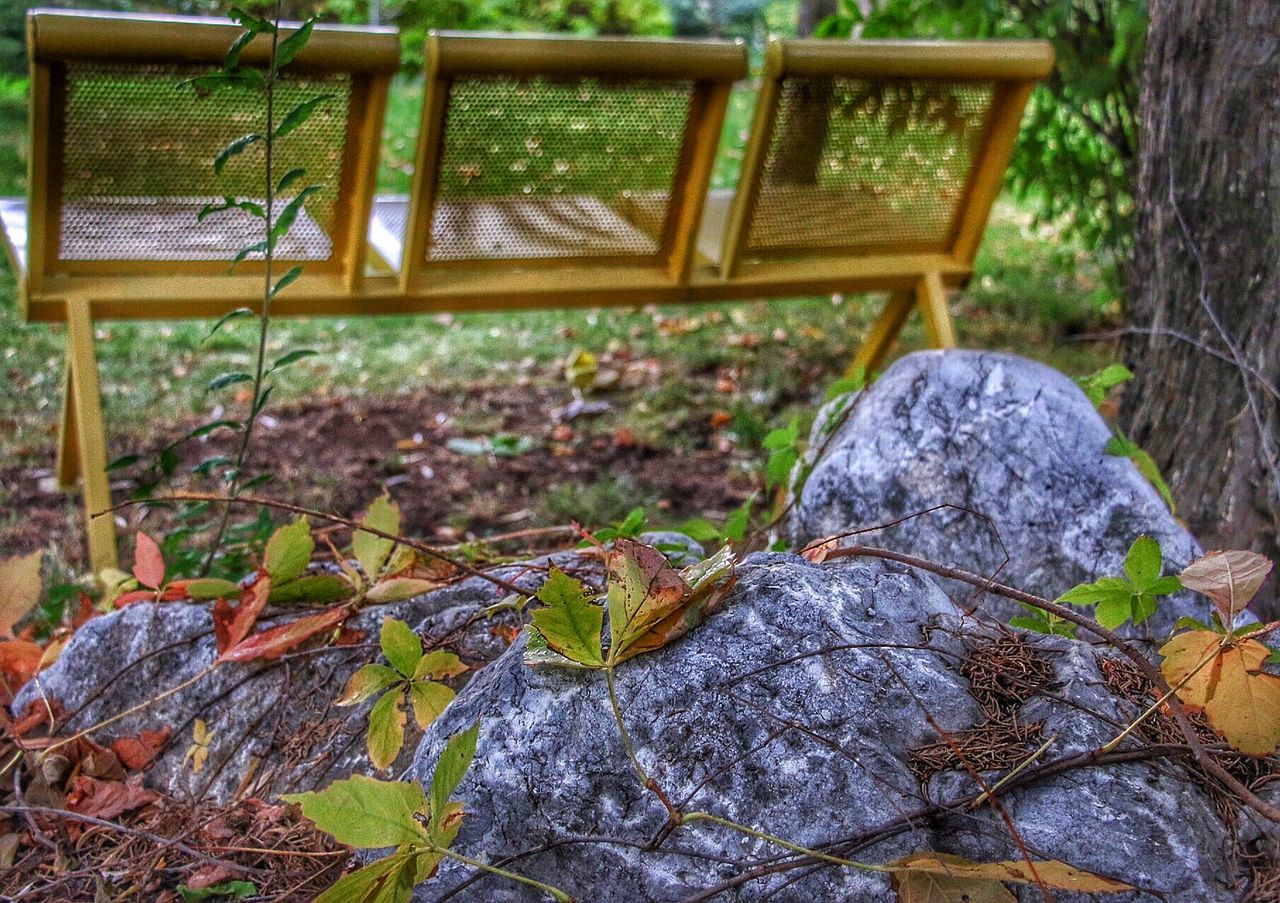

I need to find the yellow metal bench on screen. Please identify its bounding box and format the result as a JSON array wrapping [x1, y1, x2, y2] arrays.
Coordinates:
[[1, 10, 1052, 572]]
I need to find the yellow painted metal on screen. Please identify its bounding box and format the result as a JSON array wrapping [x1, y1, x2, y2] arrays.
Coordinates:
[[64, 301, 119, 572], [847, 290, 915, 378], [915, 271, 957, 349], [429, 30, 747, 80], [29, 10, 399, 73], [666, 80, 733, 283], [777, 38, 1054, 81], [56, 355, 79, 487]]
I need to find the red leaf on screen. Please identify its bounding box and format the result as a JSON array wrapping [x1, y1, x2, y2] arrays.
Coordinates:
[[66, 775, 158, 820], [71, 592, 98, 628], [0, 640, 43, 703], [213, 574, 272, 656], [160, 581, 195, 602], [218, 607, 347, 664], [112, 727, 171, 770], [114, 589, 159, 608], [133, 532, 165, 590]]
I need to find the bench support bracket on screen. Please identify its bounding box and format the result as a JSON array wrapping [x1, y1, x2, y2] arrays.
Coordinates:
[[57, 302, 119, 572], [847, 271, 957, 378]]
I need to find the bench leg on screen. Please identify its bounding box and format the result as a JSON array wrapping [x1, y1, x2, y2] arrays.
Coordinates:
[[56, 352, 80, 488], [64, 302, 119, 572], [847, 289, 914, 378], [915, 270, 957, 350]]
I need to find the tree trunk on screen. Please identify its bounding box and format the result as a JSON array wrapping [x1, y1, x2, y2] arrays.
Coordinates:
[[796, 0, 837, 37], [1123, 0, 1280, 605], [769, 0, 840, 185]]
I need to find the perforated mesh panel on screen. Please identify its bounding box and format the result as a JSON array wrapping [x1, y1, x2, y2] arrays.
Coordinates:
[[428, 76, 693, 262], [58, 61, 352, 262], [746, 76, 995, 256]]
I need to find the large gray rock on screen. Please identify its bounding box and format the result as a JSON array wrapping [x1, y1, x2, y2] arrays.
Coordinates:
[[790, 350, 1210, 638], [409, 555, 1240, 901]]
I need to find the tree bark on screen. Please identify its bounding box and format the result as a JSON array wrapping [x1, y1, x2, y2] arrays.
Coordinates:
[[1123, 0, 1280, 604]]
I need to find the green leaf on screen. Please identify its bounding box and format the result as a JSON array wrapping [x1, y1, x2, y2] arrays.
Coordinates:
[[274, 17, 316, 71], [354, 494, 401, 581], [723, 495, 754, 543], [409, 681, 455, 730], [275, 94, 336, 138], [265, 517, 314, 583], [314, 851, 417, 903], [429, 721, 479, 830], [1132, 591, 1158, 626], [270, 266, 303, 299], [1076, 363, 1133, 407], [207, 372, 253, 392], [206, 307, 254, 341], [1122, 535, 1162, 587], [523, 627, 597, 669], [1148, 575, 1183, 596], [232, 240, 268, 265], [283, 774, 427, 848], [214, 134, 262, 175], [178, 880, 257, 902], [198, 197, 264, 222], [380, 616, 423, 678], [269, 349, 317, 373], [222, 29, 257, 72], [336, 664, 403, 707], [529, 567, 605, 667], [267, 574, 353, 604], [678, 518, 721, 544], [824, 372, 866, 401], [186, 419, 241, 440], [185, 578, 241, 601], [270, 186, 321, 246], [228, 7, 275, 33], [276, 168, 306, 194], [368, 687, 407, 771], [1095, 592, 1137, 630], [365, 578, 438, 604], [762, 419, 798, 451], [765, 448, 798, 492], [1176, 615, 1215, 633], [412, 649, 466, 681], [180, 70, 264, 93], [106, 454, 144, 472]]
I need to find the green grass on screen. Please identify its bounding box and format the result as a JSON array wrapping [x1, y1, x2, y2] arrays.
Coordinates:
[[0, 73, 1120, 518]]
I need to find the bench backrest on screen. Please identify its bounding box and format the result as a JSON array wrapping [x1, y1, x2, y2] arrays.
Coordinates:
[[25, 10, 398, 299], [720, 39, 1053, 278], [398, 32, 747, 291]]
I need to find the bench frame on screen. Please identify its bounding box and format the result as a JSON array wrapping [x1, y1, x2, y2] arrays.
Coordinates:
[[4, 11, 1053, 572]]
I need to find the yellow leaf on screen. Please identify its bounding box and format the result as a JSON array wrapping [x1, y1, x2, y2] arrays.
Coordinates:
[[893, 869, 1014, 903], [1161, 631, 1280, 756], [890, 852, 1133, 897], [183, 718, 213, 773], [0, 551, 43, 639]]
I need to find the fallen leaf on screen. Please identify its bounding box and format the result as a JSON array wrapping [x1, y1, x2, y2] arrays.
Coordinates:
[[67, 774, 158, 820], [890, 851, 1133, 900], [184, 719, 213, 773], [1161, 630, 1280, 755], [1179, 550, 1274, 625], [607, 540, 690, 658], [800, 536, 839, 564], [0, 639, 44, 700], [0, 550, 43, 638], [112, 727, 171, 770]]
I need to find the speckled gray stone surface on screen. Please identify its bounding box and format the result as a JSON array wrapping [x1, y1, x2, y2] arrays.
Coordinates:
[[789, 350, 1211, 638], [408, 555, 1240, 902]]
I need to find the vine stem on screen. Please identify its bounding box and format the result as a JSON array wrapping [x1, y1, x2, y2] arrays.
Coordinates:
[[433, 845, 572, 902], [822, 544, 1280, 823], [604, 666, 649, 786], [36, 666, 215, 759], [202, 0, 284, 575], [106, 492, 529, 597]]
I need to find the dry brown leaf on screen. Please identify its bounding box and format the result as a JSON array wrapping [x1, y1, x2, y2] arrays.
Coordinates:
[[1179, 549, 1274, 624], [0, 550, 43, 639], [112, 727, 172, 771], [891, 852, 1133, 898], [66, 774, 158, 820]]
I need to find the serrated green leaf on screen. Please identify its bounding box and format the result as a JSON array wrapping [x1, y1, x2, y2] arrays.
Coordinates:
[[1095, 593, 1136, 630], [336, 664, 402, 707], [184, 578, 241, 600], [530, 567, 604, 667], [267, 573, 352, 604], [368, 687, 407, 771], [765, 448, 798, 492], [1123, 535, 1162, 587], [723, 494, 754, 543], [1148, 575, 1183, 596], [274, 17, 316, 71], [214, 133, 262, 175], [380, 616, 423, 677], [429, 721, 479, 830], [314, 850, 416, 903], [284, 775, 427, 849], [523, 627, 598, 669], [354, 494, 401, 582], [409, 681, 455, 730], [413, 649, 466, 681], [1176, 615, 1216, 633], [1076, 363, 1133, 407], [178, 879, 257, 902], [265, 517, 313, 583], [275, 94, 336, 138]]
